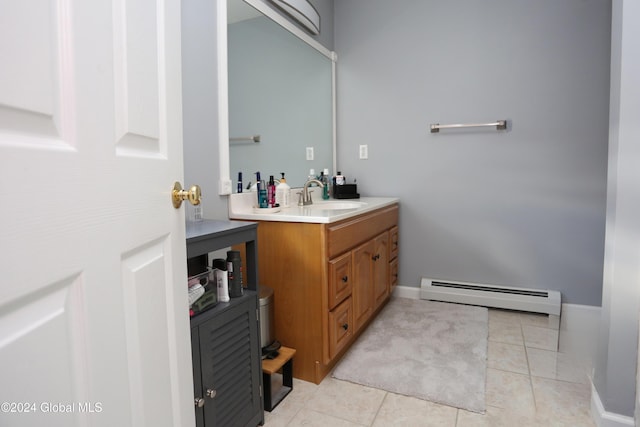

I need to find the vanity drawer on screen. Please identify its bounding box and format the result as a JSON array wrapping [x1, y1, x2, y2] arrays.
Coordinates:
[[327, 205, 399, 259], [328, 252, 352, 310], [328, 297, 353, 359]]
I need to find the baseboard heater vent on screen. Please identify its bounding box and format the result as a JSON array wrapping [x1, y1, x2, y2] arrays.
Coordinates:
[[420, 278, 561, 327]]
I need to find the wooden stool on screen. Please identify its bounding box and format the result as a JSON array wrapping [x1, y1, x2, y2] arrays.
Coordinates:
[[262, 346, 296, 411]]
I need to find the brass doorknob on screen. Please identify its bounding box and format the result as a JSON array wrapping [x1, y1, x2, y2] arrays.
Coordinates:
[[172, 182, 202, 208]]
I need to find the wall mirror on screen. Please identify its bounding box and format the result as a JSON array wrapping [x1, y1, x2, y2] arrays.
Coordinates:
[[225, 0, 336, 189]]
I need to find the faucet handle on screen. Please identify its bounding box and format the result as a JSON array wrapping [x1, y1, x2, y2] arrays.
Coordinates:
[[296, 191, 304, 206]]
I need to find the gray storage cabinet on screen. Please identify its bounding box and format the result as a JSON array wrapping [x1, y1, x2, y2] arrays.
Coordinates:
[[187, 220, 263, 427], [191, 293, 262, 427]]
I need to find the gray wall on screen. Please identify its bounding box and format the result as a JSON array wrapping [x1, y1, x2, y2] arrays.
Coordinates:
[[334, 0, 611, 305], [182, 0, 229, 221], [593, 0, 640, 418]]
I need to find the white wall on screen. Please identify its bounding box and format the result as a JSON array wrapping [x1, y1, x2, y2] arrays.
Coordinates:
[[334, 0, 611, 306], [592, 0, 640, 419]]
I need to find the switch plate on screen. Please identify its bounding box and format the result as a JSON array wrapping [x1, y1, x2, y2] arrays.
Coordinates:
[[219, 179, 232, 195], [306, 147, 314, 160], [359, 144, 368, 160]]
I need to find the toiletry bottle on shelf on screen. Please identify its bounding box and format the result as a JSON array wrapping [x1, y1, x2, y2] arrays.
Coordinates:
[[212, 258, 229, 302], [237, 172, 243, 193], [322, 168, 330, 199], [256, 171, 267, 208], [335, 171, 345, 185], [268, 175, 276, 208], [276, 172, 291, 207], [226, 250, 243, 298]]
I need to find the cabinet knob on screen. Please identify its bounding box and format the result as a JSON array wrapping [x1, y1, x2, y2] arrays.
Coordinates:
[[206, 389, 217, 399], [372, 254, 381, 261], [342, 276, 348, 282], [342, 323, 349, 331], [194, 398, 205, 408]]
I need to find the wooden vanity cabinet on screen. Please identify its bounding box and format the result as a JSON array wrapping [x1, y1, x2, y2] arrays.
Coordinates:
[[255, 204, 399, 384], [389, 226, 399, 292]]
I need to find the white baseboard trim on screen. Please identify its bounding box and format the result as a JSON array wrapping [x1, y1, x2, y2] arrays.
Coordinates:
[[392, 284, 421, 300], [591, 382, 635, 427]]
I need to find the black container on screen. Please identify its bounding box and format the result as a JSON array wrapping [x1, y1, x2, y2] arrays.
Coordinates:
[[332, 183, 360, 199], [227, 250, 244, 298]]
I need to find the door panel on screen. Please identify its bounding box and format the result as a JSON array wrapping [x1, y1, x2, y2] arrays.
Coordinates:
[[352, 241, 374, 332], [0, 0, 192, 426]]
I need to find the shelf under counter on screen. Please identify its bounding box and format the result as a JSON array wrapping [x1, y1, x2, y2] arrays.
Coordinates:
[[186, 219, 258, 292]]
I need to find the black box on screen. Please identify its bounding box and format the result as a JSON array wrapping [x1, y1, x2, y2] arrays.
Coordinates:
[[332, 184, 360, 199]]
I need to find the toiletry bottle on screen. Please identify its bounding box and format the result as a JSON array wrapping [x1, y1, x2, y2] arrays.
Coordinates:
[[308, 169, 316, 184], [276, 172, 291, 208], [212, 258, 229, 302], [226, 250, 243, 298], [322, 168, 330, 199], [237, 172, 243, 193], [335, 171, 345, 185], [268, 175, 276, 208], [256, 171, 267, 208]]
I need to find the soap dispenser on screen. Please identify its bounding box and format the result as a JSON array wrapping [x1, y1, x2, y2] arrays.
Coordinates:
[[276, 172, 291, 208]]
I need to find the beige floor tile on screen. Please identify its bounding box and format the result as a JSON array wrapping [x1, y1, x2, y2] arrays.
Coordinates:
[[489, 320, 524, 345], [530, 376, 594, 425], [263, 397, 303, 427], [485, 368, 536, 415], [487, 341, 529, 375], [519, 312, 557, 329], [305, 377, 386, 425], [522, 325, 559, 351], [282, 378, 320, 406], [527, 348, 590, 385], [489, 309, 523, 324], [456, 405, 541, 427], [286, 407, 365, 427], [372, 392, 457, 427]]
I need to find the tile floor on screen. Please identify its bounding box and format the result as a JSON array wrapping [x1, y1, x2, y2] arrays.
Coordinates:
[[263, 308, 595, 427]]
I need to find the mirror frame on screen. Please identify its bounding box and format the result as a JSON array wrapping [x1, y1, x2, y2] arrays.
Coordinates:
[[217, 0, 337, 194]]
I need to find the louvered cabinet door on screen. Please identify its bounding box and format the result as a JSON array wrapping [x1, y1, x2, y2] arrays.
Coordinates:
[[195, 294, 263, 427]]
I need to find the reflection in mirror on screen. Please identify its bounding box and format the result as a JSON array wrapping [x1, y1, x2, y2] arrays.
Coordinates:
[[227, 0, 334, 188]]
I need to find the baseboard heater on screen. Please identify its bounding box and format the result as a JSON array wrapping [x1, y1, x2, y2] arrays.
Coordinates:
[[420, 278, 561, 327]]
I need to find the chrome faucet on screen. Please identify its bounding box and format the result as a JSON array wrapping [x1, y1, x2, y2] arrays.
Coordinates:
[[298, 179, 324, 206]]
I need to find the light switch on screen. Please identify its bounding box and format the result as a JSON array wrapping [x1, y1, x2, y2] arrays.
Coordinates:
[[306, 147, 314, 160], [359, 144, 368, 160]]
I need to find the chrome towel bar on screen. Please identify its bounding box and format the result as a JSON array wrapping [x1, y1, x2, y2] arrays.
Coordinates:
[[230, 135, 261, 143], [430, 120, 507, 133]]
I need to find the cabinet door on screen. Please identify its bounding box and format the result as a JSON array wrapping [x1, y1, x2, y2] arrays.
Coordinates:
[[197, 296, 262, 427], [389, 226, 399, 260], [329, 251, 352, 310], [389, 257, 399, 292], [373, 232, 390, 310], [328, 297, 354, 359], [352, 240, 375, 332]]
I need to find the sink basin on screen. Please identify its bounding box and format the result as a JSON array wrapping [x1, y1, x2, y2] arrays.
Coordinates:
[[307, 201, 366, 210]]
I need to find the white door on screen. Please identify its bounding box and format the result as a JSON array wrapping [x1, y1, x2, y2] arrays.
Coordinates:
[[0, 1, 194, 426]]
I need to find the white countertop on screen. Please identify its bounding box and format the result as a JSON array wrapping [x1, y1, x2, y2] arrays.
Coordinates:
[[228, 192, 399, 224]]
